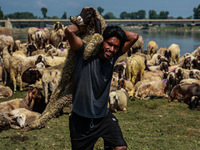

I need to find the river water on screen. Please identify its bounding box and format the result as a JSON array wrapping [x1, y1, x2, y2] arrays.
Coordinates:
[[132, 30, 200, 57], [13, 29, 200, 57]]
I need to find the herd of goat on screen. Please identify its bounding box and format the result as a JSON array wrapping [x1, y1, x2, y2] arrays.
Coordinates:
[[0, 12, 200, 131]]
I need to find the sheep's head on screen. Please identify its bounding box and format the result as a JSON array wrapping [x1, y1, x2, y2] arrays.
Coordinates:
[[70, 6, 106, 35], [16, 114, 26, 128]]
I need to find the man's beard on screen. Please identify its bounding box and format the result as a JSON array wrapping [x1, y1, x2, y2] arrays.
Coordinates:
[[99, 46, 111, 61]]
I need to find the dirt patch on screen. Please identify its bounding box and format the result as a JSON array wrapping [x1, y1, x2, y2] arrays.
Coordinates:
[[10, 135, 29, 142]]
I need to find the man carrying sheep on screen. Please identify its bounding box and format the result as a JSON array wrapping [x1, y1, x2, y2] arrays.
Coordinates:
[[65, 24, 138, 150]]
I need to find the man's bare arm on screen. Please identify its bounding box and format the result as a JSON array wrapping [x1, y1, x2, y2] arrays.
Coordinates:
[[64, 24, 83, 51], [122, 31, 139, 53]]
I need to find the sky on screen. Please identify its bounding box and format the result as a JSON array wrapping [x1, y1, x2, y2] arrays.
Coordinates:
[[0, 0, 199, 18]]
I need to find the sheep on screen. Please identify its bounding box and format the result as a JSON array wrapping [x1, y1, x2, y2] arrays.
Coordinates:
[[147, 41, 158, 58], [9, 108, 41, 128], [35, 66, 63, 104], [0, 85, 13, 99], [44, 44, 69, 57], [188, 69, 200, 80], [165, 43, 180, 65], [109, 88, 128, 112], [181, 54, 196, 69], [0, 87, 46, 114], [134, 70, 164, 93], [0, 48, 44, 92], [28, 6, 107, 129], [147, 53, 162, 66], [52, 21, 64, 31], [22, 67, 42, 85], [126, 54, 146, 85], [0, 34, 14, 54], [129, 35, 144, 54], [114, 60, 127, 79], [0, 112, 11, 131], [50, 29, 65, 47], [168, 83, 200, 106], [157, 47, 167, 56], [189, 96, 200, 110], [135, 80, 168, 100], [28, 27, 39, 45], [180, 78, 200, 85], [0, 27, 12, 36], [191, 46, 200, 58], [118, 78, 135, 101], [35, 28, 50, 49], [0, 98, 30, 114]]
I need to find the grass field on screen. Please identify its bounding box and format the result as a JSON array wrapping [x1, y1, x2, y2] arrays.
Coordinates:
[[0, 90, 200, 150]]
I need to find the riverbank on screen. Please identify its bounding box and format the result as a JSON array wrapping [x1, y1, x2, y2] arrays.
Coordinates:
[[122, 25, 200, 32]]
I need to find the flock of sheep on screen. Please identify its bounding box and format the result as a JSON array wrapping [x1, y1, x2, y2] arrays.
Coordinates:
[[0, 23, 70, 130], [0, 6, 200, 131], [110, 39, 200, 112]]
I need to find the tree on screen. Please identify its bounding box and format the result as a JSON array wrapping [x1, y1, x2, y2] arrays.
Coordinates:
[[4, 12, 37, 19], [177, 16, 183, 19], [193, 4, 200, 19], [97, 6, 104, 15], [41, 7, 48, 18], [61, 12, 67, 19], [186, 16, 192, 19], [149, 10, 157, 19], [104, 12, 116, 19], [51, 16, 59, 19], [137, 10, 146, 19], [129, 12, 137, 19], [158, 11, 169, 19], [0, 7, 4, 19], [120, 11, 129, 19]]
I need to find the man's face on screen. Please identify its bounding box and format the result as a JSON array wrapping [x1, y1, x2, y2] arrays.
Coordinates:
[[103, 37, 120, 59]]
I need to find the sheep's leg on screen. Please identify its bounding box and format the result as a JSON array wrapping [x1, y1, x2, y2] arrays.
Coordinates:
[[126, 67, 131, 81], [10, 69, 16, 92], [3, 69, 7, 85], [17, 73, 23, 92], [140, 68, 145, 81], [43, 82, 49, 104]]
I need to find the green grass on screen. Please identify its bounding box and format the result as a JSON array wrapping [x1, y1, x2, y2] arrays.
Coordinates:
[[1, 91, 200, 150]]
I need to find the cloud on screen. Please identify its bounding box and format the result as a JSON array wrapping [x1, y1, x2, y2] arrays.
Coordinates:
[[36, 0, 46, 8]]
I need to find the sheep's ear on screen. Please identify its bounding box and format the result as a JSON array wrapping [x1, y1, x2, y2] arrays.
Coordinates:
[[169, 50, 171, 57], [94, 18, 102, 34]]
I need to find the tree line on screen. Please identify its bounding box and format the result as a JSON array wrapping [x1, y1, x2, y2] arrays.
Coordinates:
[[0, 4, 200, 20]]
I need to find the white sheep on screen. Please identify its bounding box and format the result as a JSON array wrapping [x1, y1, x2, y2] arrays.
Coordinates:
[[0, 85, 13, 98], [9, 108, 41, 128], [0, 34, 14, 53], [135, 80, 168, 100], [167, 43, 180, 65], [109, 88, 128, 112]]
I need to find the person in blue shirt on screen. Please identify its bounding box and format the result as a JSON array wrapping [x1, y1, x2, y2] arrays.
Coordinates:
[[65, 24, 139, 150]]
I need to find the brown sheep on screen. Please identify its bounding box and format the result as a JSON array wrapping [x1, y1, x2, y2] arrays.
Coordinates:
[[169, 83, 200, 106], [0, 27, 12, 36]]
